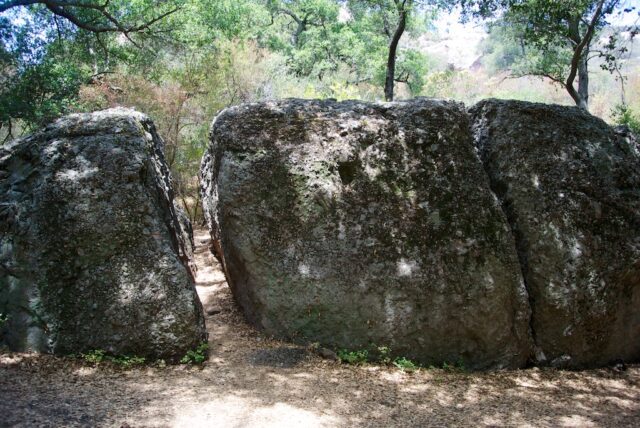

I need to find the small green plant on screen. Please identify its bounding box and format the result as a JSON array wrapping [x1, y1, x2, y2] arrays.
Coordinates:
[[337, 349, 369, 365], [110, 355, 146, 368], [611, 104, 640, 134], [180, 342, 209, 364], [393, 357, 418, 372], [336, 346, 421, 372], [82, 349, 106, 364], [377, 346, 392, 365], [80, 350, 146, 368]]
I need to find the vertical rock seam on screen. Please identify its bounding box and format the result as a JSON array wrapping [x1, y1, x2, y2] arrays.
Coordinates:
[[470, 99, 640, 368]]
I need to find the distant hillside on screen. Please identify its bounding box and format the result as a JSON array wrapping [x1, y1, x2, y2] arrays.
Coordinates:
[[410, 23, 640, 73]]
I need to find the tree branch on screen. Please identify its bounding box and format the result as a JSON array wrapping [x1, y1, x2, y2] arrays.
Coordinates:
[[537, 72, 567, 87], [276, 7, 302, 25], [1, 0, 179, 40]]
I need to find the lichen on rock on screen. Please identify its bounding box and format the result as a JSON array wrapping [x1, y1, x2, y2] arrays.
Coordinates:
[[0, 108, 206, 360], [470, 99, 640, 368], [201, 98, 533, 370]]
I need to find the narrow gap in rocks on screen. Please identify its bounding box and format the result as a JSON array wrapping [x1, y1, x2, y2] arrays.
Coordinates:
[[192, 228, 229, 331], [191, 225, 244, 366], [190, 227, 313, 369]]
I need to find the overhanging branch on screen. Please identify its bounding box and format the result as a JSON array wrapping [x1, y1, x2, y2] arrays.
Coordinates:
[[1, 0, 179, 38]]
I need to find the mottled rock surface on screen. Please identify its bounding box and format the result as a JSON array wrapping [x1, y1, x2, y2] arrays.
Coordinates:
[[201, 98, 532, 369], [0, 108, 206, 360], [470, 99, 640, 368]]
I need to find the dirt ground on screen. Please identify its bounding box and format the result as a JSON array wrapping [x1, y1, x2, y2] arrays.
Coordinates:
[[1, 229, 639, 428]]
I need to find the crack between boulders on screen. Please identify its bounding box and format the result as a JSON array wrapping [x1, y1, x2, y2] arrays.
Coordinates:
[[492, 192, 540, 365], [469, 115, 540, 365], [142, 117, 197, 283]]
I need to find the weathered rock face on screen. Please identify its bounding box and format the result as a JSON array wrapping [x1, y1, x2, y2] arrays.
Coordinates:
[[0, 108, 206, 360], [201, 98, 533, 369], [470, 99, 640, 368]]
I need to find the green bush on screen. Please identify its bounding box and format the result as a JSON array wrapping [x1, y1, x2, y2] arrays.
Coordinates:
[[82, 349, 106, 364], [393, 357, 418, 372], [611, 104, 640, 134], [337, 346, 421, 372], [109, 355, 146, 368], [180, 342, 209, 364], [377, 346, 392, 365], [337, 349, 369, 365]]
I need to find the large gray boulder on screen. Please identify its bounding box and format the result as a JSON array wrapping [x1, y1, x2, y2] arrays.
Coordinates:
[[201, 98, 533, 369], [470, 99, 640, 368], [0, 108, 206, 360]]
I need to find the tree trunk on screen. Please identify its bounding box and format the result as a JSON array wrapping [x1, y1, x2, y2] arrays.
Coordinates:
[[384, 3, 408, 102], [577, 53, 589, 110], [564, 1, 604, 111]]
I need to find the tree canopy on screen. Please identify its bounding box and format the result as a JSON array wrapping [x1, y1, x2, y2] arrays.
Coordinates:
[[459, 0, 638, 110], [1, 0, 639, 216]]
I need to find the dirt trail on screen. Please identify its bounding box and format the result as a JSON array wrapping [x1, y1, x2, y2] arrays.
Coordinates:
[[1, 229, 639, 428]]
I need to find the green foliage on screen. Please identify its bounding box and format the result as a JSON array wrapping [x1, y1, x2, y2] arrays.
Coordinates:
[[338, 345, 421, 372], [459, 0, 636, 109], [479, 23, 525, 74], [81, 349, 106, 364], [611, 104, 640, 134], [110, 355, 147, 368], [174, 0, 269, 48], [260, 0, 434, 95], [377, 346, 392, 365], [345, 0, 435, 95], [393, 357, 418, 372], [0, 0, 187, 137], [422, 69, 455, 97], [1, 48, 89, 133], [335, 344, 470, 373], [478, 13, 573, 87], [80, 350, 146, 368], [395, 49, 430, 94], [0, 16, 83, 138], [337, 349, 369, 364], [180, 342, 209, 364], [262, 0, 342, 78]]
